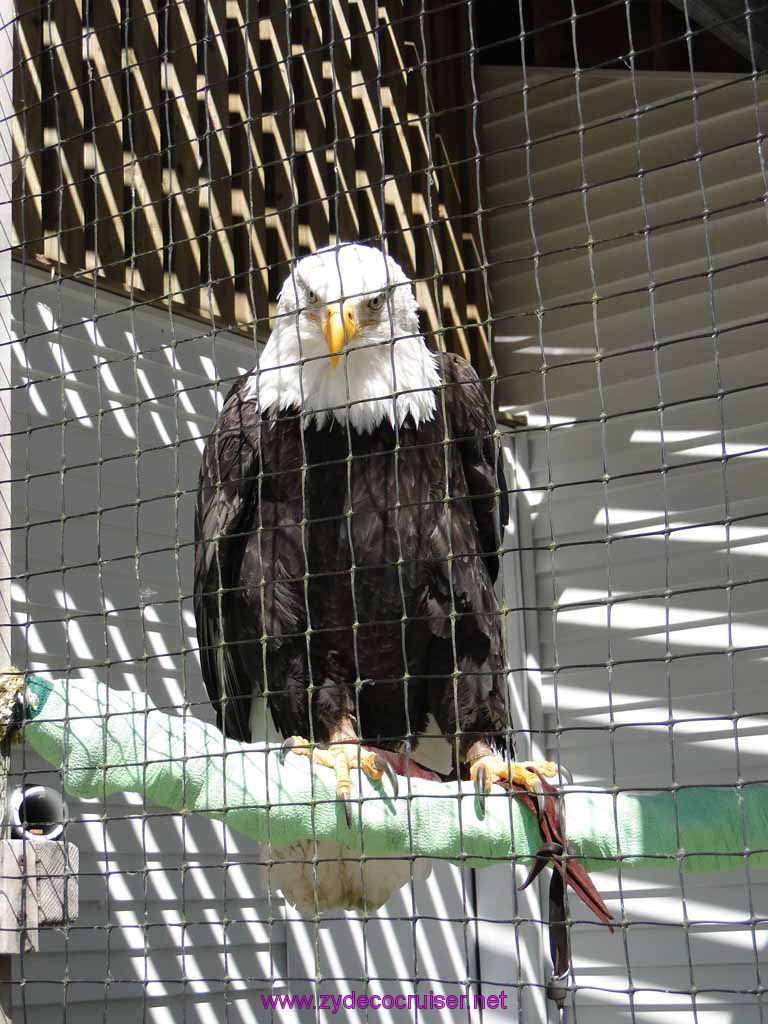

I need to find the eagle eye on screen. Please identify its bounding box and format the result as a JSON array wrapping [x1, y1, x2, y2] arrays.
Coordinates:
[[367, 292, 386, 312], [307, 288, 320, 305]]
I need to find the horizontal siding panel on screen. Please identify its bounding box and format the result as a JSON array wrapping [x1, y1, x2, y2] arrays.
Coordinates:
[[496, 207, 767, 317], [490, 168, 765, 279], [486, 93, 766, 216], [481, 70, 757, 156], [492, 280, 768, 410], [484, 73, 767, 206], [484, 64, 768, 1022]]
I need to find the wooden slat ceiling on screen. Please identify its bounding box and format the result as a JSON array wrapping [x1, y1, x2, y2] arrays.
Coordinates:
[[11, 0, 493, 379]]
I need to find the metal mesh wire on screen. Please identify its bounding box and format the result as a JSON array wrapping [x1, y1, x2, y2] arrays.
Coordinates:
[[5, 1, 768, 1022]]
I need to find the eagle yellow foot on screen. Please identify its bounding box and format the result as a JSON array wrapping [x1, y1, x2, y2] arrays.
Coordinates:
[[469, 756, 558, 817], [279, 736, 399, 826]]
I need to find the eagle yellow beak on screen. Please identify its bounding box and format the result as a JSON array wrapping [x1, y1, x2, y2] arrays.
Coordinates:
[[322, 301, 358, 368]]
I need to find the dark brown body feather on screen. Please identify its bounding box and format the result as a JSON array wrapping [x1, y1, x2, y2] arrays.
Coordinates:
[[194, 352, 511, 763]]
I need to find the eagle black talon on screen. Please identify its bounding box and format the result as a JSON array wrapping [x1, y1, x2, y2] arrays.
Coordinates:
[[341, 792, 353, 828], [278, 737, 295, 765], [278, 736, 309, 765], [373, 754, 399, 799], [474, 764, 487, 817]]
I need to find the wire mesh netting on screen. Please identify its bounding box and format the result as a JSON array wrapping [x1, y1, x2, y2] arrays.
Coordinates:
[[5, 1, 768, 1022]]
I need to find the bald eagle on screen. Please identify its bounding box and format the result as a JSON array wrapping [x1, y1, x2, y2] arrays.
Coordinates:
[[194, 244, 554, 910]]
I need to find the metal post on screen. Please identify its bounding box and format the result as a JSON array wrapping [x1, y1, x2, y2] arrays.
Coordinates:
[[0, 3, 17, 1020]]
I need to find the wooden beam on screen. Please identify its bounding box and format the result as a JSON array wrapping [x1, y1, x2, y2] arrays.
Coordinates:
[[435, 0, 493, 385], [128, 0, 164, 296], [230, 0, 268, 328], [262, 0, 298, 313], [86, 0, 125, 285], [167, 0, 201, 313], [244, 0, 269, 329], [200, 0, 234, 322], [295, 1, 330, 255], [379, 3, 417, 285], [50, 0, 85, 268], [329, 0, 358, 243], [427, 8, 472, 366], [12, 0, 43, 262], [11, 0, 493, 362], [399, 1, 441, 344], [352, 0, 385, 245]]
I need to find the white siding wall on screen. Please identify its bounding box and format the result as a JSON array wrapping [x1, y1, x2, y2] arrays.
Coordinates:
[[483, 66, 768, 1023], [10, 270, 290, 1023]]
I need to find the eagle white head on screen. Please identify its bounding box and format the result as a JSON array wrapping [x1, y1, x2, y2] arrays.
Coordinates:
[[251, 243, 441, 433]]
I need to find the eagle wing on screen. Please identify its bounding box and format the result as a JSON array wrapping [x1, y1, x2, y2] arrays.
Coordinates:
[[438, 351, 509, 584], [194, 374, 261, 740]]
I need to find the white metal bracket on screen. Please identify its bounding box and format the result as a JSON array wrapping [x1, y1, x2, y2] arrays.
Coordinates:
[[0, 840, 79, 955]]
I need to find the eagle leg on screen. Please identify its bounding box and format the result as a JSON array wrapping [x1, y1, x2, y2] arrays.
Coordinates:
[[278, 734, 398, 827], [467, 746, 558, 817]]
